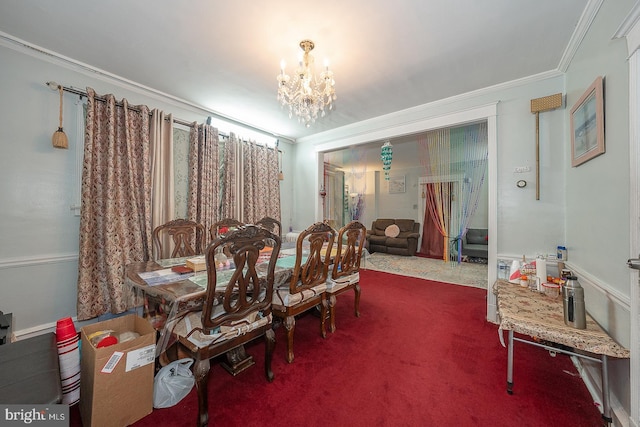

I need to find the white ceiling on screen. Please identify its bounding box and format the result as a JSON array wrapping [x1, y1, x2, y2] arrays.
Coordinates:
[[0, 0, 589, 142]]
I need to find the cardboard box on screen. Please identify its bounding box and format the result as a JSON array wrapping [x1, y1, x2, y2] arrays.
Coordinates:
[[80, 314, 156, 427]]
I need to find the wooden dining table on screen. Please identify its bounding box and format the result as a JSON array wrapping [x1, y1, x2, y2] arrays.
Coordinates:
[[123, 245, 301, 375]]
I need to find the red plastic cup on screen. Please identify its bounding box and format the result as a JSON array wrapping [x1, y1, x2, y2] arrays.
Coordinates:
[[56, 317, 77, 341]]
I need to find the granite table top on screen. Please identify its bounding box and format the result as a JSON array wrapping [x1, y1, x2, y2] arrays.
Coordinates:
[[494, 280, 629, 359]]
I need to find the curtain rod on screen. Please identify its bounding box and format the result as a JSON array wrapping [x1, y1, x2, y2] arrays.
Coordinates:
[[49, 83, 291, 145], [49, 83, 283, 151]]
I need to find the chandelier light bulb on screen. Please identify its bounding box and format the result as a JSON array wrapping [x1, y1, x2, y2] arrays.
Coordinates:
[[276, 40, 336, 127]]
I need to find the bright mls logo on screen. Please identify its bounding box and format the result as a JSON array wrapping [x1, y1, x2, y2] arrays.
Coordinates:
[[1, 405, 68, 426]]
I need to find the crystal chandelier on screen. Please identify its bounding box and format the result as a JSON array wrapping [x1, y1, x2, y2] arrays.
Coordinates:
[[277, 40, 336, 127]]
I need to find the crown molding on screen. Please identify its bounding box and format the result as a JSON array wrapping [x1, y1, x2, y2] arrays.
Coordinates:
[[300, 69, 561, 148], [557, 0, 605, 72], [613, 0, 640, 58], [0, 31, 293, 143]]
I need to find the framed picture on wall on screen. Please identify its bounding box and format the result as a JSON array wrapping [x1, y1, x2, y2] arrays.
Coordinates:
[[570, 76, 605, 167], [388, 175, 406, 194]]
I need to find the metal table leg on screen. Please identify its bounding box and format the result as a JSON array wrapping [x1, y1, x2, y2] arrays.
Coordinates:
[[507, 329, 514, 394], [601, 354, 612, 425]]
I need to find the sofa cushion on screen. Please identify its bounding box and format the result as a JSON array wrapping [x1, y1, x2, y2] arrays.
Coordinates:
[[368, 235, 387, 245], [395, 219, 416, 232], [173, 311, 272, 349], [386, 237, 410, 248], [272, 282, 327, 307], [384, 224, 400, 237]]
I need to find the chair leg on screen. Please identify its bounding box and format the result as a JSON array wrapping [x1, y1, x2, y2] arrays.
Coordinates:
[[327, 293, 337, 333], [320, 296, 328, 339], [264, 328, 275, 382], [193, 356, 211, 427], [283, 315, 296, 363], [354, 283, 361, 317]]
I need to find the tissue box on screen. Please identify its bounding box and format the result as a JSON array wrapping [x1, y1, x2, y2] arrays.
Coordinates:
[[186, 255, 207, 272]]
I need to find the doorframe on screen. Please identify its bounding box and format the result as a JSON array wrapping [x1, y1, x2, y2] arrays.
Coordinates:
[[313, 103, 498, 321], [614, 5, 640, 424]]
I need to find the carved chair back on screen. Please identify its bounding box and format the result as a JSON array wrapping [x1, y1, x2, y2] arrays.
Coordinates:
[[210, 218, 244, 241], [201, 225, 281, 333], [152, 219, 205, 260], [332, 221, 366, 280], [290, 222, 335, 294], [256, 217, 282, 238]]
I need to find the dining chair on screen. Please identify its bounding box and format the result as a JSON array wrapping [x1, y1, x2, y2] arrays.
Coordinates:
[[152, 219, 206, 260], [326, 221, 366, 333], [209, 218, 244, 241], [167, 225, 281, 427], [256, 216, 282, 238], [272, 221, 335, 363]]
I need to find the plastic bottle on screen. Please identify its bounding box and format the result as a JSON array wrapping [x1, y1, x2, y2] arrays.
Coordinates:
[[557, 246, 567, 261]]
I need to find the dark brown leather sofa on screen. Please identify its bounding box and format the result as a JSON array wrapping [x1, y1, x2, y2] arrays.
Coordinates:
[[366, 219, 420, 256]]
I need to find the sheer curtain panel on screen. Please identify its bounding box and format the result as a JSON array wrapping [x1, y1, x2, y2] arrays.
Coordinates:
[[151, 109, 175, 259]]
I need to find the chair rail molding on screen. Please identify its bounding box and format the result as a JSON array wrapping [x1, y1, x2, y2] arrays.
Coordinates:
[[0, 253, 78, 270]]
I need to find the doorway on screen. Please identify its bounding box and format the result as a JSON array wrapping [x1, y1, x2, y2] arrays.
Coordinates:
[[316, 103, 498, 321]]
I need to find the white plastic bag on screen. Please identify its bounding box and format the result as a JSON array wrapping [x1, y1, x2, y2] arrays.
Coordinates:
[[153, 358, 195, 408]]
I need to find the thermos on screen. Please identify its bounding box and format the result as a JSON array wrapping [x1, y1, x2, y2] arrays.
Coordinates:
[[562, 276, 586, 329]]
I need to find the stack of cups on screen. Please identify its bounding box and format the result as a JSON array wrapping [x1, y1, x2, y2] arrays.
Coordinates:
[[55, 317, 80, 405]]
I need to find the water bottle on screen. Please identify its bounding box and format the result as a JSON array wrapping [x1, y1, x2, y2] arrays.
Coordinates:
[[562, 276, 586, 329]]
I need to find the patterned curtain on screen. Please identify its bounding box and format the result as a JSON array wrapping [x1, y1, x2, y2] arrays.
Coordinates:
[[77, 88, 152, 320], [219, 133, 238, 220], [150, 110, 175, 259], [241, 139, 281, 224], [187, 124, 220, 248]]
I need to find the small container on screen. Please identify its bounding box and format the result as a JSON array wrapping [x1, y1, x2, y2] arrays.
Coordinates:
[[520, 275, 529, 287], [557, 246, 568, 261], [562, 276, 586, 329], [541, 282, 560, 299], [528, 275, 541, 292], [497, 260, 509, 280]]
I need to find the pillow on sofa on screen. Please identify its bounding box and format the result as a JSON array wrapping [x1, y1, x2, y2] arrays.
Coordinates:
[[385, 224, 400, 238], [375, 219, 395, 236]]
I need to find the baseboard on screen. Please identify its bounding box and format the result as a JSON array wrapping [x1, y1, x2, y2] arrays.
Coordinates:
[[13, 310, 142, 341], [572, 356, 630, 427], [13, 316, 100, 341]]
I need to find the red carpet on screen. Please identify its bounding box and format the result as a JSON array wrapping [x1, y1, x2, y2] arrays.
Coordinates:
[[71, 270, 602, 426]]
